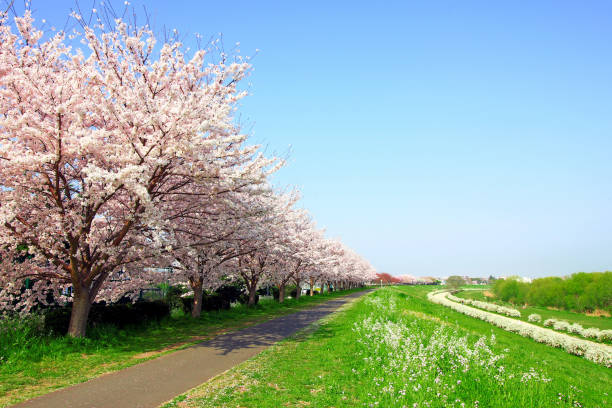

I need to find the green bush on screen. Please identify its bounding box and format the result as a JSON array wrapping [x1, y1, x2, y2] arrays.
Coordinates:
[[161, 284, 187, 311], [43, 300, 170, 334], [215, 283, 244, 304], [493, 272, 612, 313]]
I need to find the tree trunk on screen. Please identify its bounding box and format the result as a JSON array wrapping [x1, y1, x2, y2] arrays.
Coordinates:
[[67, 287, 92, 337], [278, 283, 285, 303], [309, 277, 314, 296], [247, 281, 258, 306], [295, 279, 301, 299], [191, 279, 204, 318]]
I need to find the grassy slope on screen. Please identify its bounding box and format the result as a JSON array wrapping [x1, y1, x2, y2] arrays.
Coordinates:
[[456, 289, 612, 330], [0, 288, 365, 408], [162, 286, 611, 408]]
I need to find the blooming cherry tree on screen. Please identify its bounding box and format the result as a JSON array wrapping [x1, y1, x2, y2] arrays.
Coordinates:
[[0, 11, 275, 336]]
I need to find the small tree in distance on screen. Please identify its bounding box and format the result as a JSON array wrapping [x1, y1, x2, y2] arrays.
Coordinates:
[[446, 275, 466, 291]]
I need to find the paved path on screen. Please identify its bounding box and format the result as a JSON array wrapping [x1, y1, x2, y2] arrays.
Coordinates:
[[15, 290, 371, 408]]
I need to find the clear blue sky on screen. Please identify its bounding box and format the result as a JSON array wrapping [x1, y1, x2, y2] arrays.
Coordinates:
[[19, 0, 612, 278]]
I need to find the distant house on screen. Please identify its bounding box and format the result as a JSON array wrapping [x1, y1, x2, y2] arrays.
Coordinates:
[[497, 276, 532, 283]]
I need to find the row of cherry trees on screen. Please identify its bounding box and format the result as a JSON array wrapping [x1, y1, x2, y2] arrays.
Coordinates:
[[0, 9, 376, 336]]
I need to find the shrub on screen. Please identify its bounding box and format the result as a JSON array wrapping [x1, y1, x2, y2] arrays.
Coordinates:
[[552, 320, 571, 331], [214, 283, 244, 304], [447, 294, 521, 317], [43, 301, 170, 335], [201, 294, 230, 311], [528, 314, 542, 323], [257, 286, 279, 300], [567, 323, 584, 334], [543, 319, 557, 327], [162, 285, 188, 311], [132, 301, 170, 321], [43, 308, 72, 334], [524, 317, 610, 342]]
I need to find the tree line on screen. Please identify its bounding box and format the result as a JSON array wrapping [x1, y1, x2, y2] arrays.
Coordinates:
[[493, 272, 612, 313], [0, 6, 376, 337]]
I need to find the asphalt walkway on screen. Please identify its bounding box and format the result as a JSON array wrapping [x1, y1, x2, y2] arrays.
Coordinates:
[[14, 290, 370, 408]]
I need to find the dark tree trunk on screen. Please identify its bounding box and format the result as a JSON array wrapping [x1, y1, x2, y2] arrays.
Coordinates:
[[191, 278, 204, 318], [248, 283, 258, 306], [68, 286, 92, 337], [278, 283, 285, 303], [295, 279, 301, 299], [309, 277, 314, 296]]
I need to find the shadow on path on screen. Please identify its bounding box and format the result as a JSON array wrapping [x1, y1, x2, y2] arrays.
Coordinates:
[[200, 297, 352, 355], [14, 290, 371, 408]]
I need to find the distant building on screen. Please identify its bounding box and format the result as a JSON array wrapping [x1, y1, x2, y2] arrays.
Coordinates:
[[497, 276, 532, 283]]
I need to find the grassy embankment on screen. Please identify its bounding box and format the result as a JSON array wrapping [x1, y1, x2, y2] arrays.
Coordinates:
[[162, 286, 611, 408], [0, 288, 366, 407], [455, 289, 612, 333]]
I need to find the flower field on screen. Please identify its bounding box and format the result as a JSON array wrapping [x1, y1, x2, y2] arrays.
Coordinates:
[[429, 291, 612, 366], [542, 318, 612, 342], [446, 293, 522, 317], [162, 287, 611, 408], [455, 290, 612, 344]]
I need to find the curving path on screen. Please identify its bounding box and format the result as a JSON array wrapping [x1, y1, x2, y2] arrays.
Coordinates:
[[13, 290, 371, 408]]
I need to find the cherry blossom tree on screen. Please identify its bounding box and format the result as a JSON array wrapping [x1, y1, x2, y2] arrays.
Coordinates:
[[164, 189, 271, 317], [235, 192, 297, 305], [0, 10, 277, 336], [261, 207, 312, 302]]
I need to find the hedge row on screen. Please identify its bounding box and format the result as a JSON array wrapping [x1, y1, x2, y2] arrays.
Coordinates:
[[44, 301, 170, 334]]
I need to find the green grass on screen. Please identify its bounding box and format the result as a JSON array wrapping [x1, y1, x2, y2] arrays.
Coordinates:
[[455, 289, 612, 331], [0, 288, 366, 407], [163, 286, 611, 408]]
